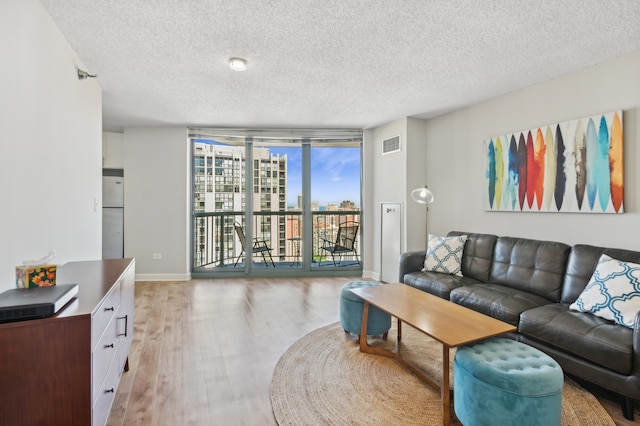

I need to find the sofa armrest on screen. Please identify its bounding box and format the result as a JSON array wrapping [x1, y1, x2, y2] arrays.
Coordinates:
[[633, 311, 640, 359], [399, 251, 425, 283]]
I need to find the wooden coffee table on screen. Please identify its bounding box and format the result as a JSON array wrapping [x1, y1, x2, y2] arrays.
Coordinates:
[[350, 283, 516, 426]]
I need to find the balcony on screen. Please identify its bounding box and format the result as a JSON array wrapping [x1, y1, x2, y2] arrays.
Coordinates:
[[193, 210, 361, 272]]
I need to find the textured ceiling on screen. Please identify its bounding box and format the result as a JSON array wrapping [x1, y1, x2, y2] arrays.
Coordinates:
[[39, 0, 640, 132]]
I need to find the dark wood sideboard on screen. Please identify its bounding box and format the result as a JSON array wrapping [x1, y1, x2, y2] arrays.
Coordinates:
[[0, 258, 135, 426]]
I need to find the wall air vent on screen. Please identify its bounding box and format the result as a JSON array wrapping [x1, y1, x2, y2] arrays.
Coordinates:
[[382, 135, 400, 155]]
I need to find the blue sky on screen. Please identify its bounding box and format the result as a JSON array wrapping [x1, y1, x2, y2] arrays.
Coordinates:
[[270, 146, 361, 207]]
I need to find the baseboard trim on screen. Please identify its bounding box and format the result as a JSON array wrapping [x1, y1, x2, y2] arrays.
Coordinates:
[[135, 273, 191, 282], [362, 270, 380, 281]]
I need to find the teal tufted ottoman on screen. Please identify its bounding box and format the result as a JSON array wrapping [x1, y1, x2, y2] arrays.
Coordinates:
[[340, 281, 391, 340], [454, 337, 563, 426]]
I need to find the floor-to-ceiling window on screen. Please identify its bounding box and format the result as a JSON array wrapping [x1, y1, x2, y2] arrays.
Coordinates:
[[190, 128, 362, 277], [311, 144, 362, 267]]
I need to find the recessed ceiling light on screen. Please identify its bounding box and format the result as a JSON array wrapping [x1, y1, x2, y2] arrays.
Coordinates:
[[229, 57, 247, 71]]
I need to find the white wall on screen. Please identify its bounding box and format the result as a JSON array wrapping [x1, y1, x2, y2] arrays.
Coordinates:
[[405, 117, 429, 251], [103, 131, 124, 168], [363, 118, 427, 279], [0, 0, 102, 292], [123, 127, 190, 280], [425, 50, 640, 250]]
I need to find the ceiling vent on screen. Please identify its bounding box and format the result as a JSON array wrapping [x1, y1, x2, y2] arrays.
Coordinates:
[[382, 135, 401, 155]]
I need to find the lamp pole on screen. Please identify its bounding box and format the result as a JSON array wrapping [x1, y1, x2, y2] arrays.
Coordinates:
[[410, 185, 434, 254], [424, 201, 430, 253]]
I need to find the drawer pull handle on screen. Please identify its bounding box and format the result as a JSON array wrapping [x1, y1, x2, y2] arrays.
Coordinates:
[[104, 306, 115, 312], [105, 343, 114, 349], [105, 388, 114, 394], [117, 315, 129, 337]]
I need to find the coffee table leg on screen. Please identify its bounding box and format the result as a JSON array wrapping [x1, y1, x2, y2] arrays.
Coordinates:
[[359, 301, 370, 351], [358, 300, 450, 418], [442, 345, 450, 426], [358, 300, 398, 364]]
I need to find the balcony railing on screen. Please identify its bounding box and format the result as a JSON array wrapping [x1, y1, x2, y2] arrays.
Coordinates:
[[193, 210, 361, 270]]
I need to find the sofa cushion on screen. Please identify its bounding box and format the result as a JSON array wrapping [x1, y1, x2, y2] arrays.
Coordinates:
[[447, 231, 498, 282], [561, 244, 640, 305], [404, 271, 482, 300], [560, 244, 605, 305], [423, 234, 467, 276], [519, 304, 633, 375], [450, 283, 551, 326], [569, 254, 640, 328], [490, 237, 570, 302]]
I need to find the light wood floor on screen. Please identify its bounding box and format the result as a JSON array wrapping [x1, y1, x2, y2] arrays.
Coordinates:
[[107, 278, 639, 425]]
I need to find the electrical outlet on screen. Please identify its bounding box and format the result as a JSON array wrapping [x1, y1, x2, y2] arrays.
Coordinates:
[[152, 253, 162, 260]]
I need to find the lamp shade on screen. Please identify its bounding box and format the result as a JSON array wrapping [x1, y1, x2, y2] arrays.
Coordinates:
[[411, 187, 434, 205]]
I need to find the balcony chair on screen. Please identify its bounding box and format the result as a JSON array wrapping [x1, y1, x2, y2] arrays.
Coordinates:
[[233, 223, 275, 267], [320, 221, 360, 266]]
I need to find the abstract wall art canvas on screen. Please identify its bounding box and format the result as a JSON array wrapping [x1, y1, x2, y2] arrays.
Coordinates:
[[484, 110, 623, 213]]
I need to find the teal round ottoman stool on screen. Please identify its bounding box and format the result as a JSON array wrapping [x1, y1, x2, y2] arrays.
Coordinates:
[[454, 338, 563, 426], [340, 281, 391, 340]]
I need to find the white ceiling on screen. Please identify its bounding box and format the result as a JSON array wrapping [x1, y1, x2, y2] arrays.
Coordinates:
[[39, 0, 640, 132]]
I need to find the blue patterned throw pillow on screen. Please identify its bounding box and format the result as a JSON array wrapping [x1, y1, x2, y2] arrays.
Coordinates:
[[422, 234, 467, 276], [569, 254, 640, 328]]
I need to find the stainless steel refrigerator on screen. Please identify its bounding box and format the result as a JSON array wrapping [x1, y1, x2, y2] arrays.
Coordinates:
[[102, 169, 124, 259]]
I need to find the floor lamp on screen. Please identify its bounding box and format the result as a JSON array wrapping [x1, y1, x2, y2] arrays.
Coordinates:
[[411, 185, 435, 252]]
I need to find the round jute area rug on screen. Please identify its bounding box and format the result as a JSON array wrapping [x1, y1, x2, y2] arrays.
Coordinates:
[[270, 322, 615, 425]]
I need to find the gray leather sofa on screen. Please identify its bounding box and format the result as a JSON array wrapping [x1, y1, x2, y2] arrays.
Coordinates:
[[399, 231, 640, 420]]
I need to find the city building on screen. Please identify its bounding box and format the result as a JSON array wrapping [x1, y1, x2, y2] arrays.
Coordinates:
[[193, 142, 288, 267]]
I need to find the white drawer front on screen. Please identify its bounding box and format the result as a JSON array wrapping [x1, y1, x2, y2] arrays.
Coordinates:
[[92, 282, 121, 348], [92, 314, 121, 402], [92, 353, 121, 426]]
